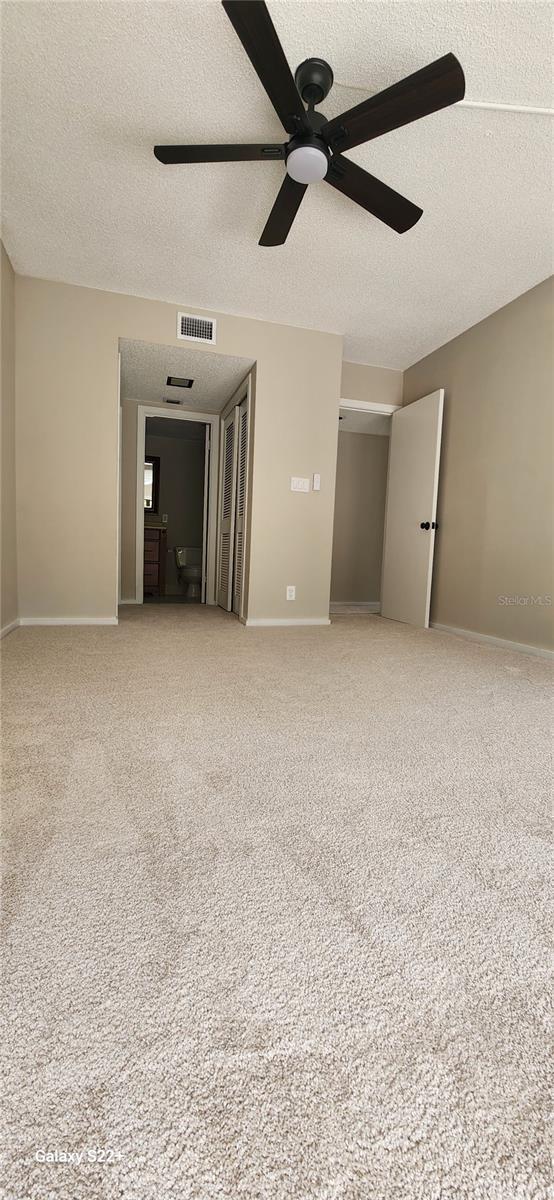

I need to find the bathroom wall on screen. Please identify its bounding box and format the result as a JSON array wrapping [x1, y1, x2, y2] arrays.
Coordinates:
[[330, 431, 389, 604], [144, 426, 205, 595]]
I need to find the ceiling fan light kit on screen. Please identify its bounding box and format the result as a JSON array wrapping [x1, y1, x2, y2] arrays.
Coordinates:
[[154, 0, 465, 246], [286, 143, 329, 184]]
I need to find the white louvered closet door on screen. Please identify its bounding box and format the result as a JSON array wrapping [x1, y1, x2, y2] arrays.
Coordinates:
[[217, 409, 238, 610], [232, 397, 249, 617]]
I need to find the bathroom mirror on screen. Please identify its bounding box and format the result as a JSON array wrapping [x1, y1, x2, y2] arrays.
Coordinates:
[[144, 456, 160, 513]]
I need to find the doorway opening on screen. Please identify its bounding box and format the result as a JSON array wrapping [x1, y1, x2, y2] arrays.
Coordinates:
[[330, 401, 396, 616], [143, 415, 208, 604], [330, 392, 444, 629], [118, 337, 254, 614]]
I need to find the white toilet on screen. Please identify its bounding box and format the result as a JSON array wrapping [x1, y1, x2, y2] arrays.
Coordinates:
[[174, 547, 202, 600]]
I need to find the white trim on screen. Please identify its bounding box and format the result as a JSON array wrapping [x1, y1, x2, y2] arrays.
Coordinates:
[[458, 100, 554, 116], [330, 602, 380, 613], [430, 622, 554, 660], [1, 619, 20, 639], [201, 424, 210, 604], [339, 398, 401, 416], [233, 380, 251, 621], [217, 406, 238, 611], [117, 353, 122, 606], [19, 617, 119, 627], [217, 374, 252, 617], [119, 598, 141, 605], [135, 405, 219, 606], [244, 617, 331, 627]]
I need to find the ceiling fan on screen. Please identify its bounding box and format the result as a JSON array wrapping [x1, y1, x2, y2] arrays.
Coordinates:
[[154, 0, 465, 246]]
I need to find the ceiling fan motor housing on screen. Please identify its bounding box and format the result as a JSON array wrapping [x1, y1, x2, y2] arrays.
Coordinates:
[[294, 58, 334, 106]]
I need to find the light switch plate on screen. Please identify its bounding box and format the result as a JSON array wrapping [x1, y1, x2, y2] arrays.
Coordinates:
[[290, 476, 310, 493], [313, 473, 321, 491], [162, 513, 168, 524]]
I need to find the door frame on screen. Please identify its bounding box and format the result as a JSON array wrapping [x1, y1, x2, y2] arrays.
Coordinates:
[[232, 386, 251, 620], [217, 407, 238, 611], [339, 398, 401, 417], [217, 374, 252, 617], [134, 405, 220, 605], [117, 352, 122, 607]]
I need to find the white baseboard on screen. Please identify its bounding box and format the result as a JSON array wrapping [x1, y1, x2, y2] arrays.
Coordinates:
[[119, 598, 141, 605], [244, 617, 331, 627], [330, 602, 380, 614], [18, 617, 119, 627], [0, 619, 20, 639], [430, 622, 553, 660]]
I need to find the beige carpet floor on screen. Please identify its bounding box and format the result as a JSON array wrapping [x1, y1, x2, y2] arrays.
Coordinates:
[[1, 607, 552, 1200]]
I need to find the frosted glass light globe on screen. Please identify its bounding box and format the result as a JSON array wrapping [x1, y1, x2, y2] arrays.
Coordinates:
[[286, 145, 328, 185]]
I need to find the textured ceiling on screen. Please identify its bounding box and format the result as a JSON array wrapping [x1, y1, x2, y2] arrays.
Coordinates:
[[120, 338, 253, 411], [2, 1, 552, 367]]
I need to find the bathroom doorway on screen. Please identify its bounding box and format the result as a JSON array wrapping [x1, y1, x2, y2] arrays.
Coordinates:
[[143, 415, 208, 604], [135, 405, 219, 605]]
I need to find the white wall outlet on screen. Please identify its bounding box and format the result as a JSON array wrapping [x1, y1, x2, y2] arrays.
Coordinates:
[[290, 476, 310, 493], [313, 473, 321, 491], [162, 513, 168, 524], [286, 585, 296, 601]]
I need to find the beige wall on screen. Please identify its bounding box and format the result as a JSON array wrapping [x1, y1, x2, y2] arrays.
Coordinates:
[[341, 360, 402, 407], [15, 276, 342, 621], [145, 428, 205, 595], [1, 243, 17, 631], [331, 432, 389, 603], [403, 277, 553, 650]]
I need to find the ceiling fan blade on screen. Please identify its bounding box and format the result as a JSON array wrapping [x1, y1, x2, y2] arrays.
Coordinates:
[[322, 54, 465, 153], [154, 144, 285, 164], [259, 174, 307, 246], [221, 1, 309, 136], [326, 155, 423, 234]]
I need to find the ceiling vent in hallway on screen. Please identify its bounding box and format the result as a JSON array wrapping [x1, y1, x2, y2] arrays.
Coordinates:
[[176, 312, 217, 344], [167, 376, 194, 388]]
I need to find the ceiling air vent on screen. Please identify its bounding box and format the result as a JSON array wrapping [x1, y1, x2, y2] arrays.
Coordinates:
[[177, 312, 216, 344], [167, 376, 194, 388]]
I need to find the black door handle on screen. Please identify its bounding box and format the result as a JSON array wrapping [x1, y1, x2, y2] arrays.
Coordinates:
[[420, 521, 430, 530], [431, 521, 438, 530]]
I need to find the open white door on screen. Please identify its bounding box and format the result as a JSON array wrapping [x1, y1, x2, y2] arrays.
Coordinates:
[[117, 353, 122, 607], [201, 425, 210, 604], [217, 408, 238, 611], [232, 394, 249, 617], [381, 389, 444, 628]]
